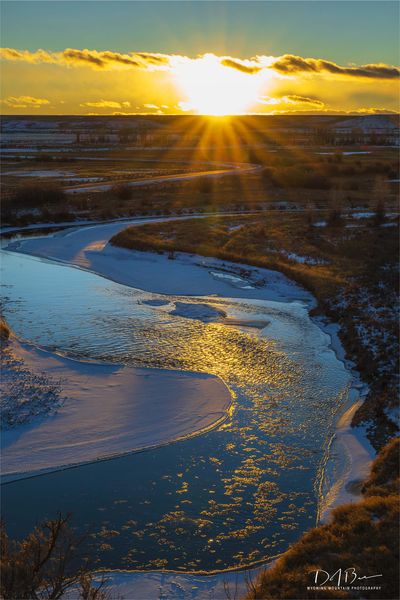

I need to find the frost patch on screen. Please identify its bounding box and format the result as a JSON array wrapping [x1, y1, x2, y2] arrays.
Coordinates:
[[0, 345, 66, 429]]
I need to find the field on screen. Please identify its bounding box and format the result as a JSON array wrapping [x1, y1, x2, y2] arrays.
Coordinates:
[[1, 114, 399, 599], [1, 116, 399, 227]]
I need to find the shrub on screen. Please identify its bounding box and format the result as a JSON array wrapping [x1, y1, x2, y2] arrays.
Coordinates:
[[197, 178, 214, 194], [327, 208, 343, 227], [111, 183, 133, 201], [363, 437, 399, 496], [373, 199, 386, 227], [0, 318, 10, 341], [0, 514, 114, 599], [12, 184, 66, 210], [270, 167, 331, 190]]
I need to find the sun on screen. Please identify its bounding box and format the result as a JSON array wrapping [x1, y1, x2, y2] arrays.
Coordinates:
[[173, 54, 263, 116]]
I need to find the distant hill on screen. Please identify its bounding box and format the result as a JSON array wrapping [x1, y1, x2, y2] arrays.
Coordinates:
[[332, 114, 399, 131]]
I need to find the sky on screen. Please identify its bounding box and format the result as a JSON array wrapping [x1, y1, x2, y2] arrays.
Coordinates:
[[1, 0, 399, 116]]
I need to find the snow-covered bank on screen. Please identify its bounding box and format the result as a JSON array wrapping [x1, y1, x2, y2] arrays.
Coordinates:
[[5, 221, 312, 303], [1, 337, 231, 482], [318, 398, 375, 522], [314, 319, 375, 522], [87, 566, 264, 600]]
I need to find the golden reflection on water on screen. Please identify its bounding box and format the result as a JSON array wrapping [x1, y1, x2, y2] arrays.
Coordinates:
[[80, 306, 345, 570], [122, 316, 299, 388], [1, 250, 352, 572], [89, 310, 331, 570]]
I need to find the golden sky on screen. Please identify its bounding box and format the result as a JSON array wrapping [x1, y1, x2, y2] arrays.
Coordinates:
[[1, 47, 399, 116]]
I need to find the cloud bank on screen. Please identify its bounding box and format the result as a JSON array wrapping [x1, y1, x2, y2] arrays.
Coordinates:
[[1, 95, 50, 108], [0, 47, 173, 70], [269, 54, 400, 79], [1, 47, 399, 80]]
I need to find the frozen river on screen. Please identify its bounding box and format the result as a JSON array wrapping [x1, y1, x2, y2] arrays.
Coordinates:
[[0, 221, 352, 572]]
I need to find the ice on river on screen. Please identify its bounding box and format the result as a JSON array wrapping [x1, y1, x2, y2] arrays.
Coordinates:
[[170, 301, 226, 321], [0, 218, 370, 578], [1, 338, 231, 481]]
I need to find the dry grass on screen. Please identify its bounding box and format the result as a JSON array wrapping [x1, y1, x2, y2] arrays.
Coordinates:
[[2, 145, 398, 227]]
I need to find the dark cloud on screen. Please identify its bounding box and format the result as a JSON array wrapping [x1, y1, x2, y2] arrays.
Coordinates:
[[135, 52, 171, 66], [1, 48, 27, 60], [62, 49, 106, 68], [96, 51, 141, 67], [1, 47, 398, 80], [272, 55, 318, 74], [271, 54, 400, 79], [0, 47, 170, 70], [284, 95, 325, 106], [220, 58, 263, 74]]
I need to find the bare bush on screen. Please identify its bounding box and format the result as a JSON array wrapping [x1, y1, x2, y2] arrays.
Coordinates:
[[111, 184, 133, 201], [0, 318, 10, 342], [11, 184, 66, 210], [0, 514, 115, 599]]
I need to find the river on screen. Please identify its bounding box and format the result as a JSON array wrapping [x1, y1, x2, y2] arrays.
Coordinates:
[[0, 221, 352, 573]]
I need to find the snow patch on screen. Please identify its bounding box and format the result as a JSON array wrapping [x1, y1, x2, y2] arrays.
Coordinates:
[[2, 338, 231, 481], [3, 170, 76, 178]]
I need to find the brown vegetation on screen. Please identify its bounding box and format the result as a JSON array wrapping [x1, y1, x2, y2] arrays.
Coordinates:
[[1, 145, 398, 227], [111, 183, 133, 201], [1, 184, 70, 225], [10, 183, 66, 209], [0, 514, 114, 599], [0, 318, 11, 342]]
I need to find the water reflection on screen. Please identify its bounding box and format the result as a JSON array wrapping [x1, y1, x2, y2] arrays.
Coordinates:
[[1, 247, 350, 571]]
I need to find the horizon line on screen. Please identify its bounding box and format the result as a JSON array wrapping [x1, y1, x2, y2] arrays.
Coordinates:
[[1, 112, 399, 117]]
